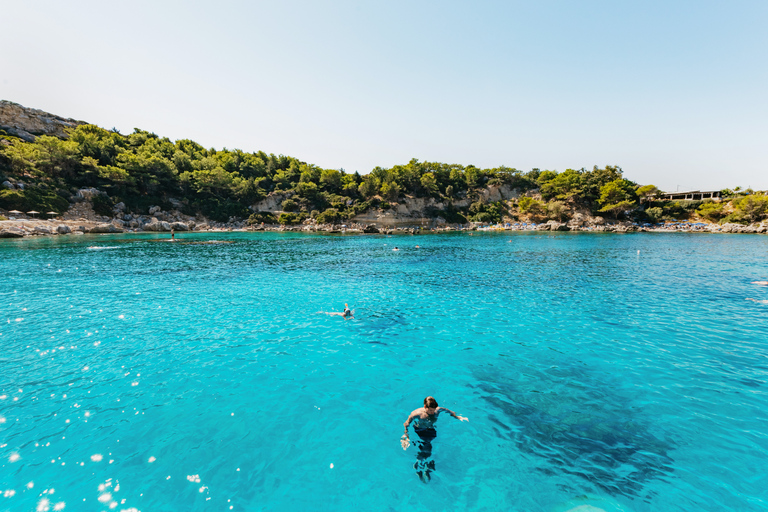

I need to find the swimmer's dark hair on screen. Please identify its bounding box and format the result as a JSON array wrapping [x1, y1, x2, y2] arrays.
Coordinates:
[[424, 396, 438, 408]]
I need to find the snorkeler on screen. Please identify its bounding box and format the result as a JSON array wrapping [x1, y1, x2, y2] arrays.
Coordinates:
[[751, 281, 768, 286], [401, 396, 468, 483]]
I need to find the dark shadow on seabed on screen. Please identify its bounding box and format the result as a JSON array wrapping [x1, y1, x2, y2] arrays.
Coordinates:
[[473, 360, 675, 503]]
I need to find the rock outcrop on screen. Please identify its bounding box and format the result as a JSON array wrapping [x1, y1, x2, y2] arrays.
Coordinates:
[[0, 100, 86, 142], [88, 223, 123, 234], [0, 228, 25, 238]]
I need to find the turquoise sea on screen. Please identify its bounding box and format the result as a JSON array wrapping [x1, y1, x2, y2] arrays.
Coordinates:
[[1, 232, 768, 511]]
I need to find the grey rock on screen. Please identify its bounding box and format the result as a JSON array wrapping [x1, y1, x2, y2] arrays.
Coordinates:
[[2, 180, 14, 189], [363, 224, 380, 233], [170, 222, 189, 231], [33, 225, 53, 234], [0, 100, 86, 141], [546, 221, 570, 231], [0, 228, 24, 238], [76, 187, 102, 200], [144, 220, 171, 232], [113, 202, 126, 212], [88, 223, 123, 233], [57, 225, 71, 234]]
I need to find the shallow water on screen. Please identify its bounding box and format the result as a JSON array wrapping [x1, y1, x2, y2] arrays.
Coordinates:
[[1, 231, 767, 511]]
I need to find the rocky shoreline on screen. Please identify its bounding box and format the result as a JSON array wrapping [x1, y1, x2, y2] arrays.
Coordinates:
[[2, 187, 767, 239], [2, 215, 767, 239]]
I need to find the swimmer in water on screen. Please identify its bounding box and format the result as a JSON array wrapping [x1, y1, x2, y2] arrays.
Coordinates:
[[746, 298, 768, 304], [323, 303, 354, 319], [393, 247, 399, 251], [402, 396, 468, 483], [752, 281, 768, 286]]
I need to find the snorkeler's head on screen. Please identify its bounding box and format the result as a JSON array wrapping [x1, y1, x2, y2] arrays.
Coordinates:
[[424, 396, 438, 408]]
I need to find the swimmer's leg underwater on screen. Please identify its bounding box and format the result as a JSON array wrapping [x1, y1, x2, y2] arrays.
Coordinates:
[[413, 427, 437, 482]]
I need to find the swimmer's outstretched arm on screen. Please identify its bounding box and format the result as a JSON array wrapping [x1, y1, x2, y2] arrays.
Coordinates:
[[439, 406, 468, 422]]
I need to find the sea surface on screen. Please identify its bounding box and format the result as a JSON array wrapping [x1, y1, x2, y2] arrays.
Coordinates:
[[1, 231, 767, 512]]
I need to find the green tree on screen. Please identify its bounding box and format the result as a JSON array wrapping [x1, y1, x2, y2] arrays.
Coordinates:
[[598, 179, 637, 216], [637, 184, 661, 203], [518, 196, 545, 216], [380, 181, 401, 202], [420, 172, 438, 196], [541, 169, 583, 200], [319, 169, 342, 192], [358, 177, 378, 198]]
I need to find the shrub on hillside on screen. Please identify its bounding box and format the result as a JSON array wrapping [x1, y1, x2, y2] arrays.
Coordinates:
[[91, 194, 114, 217], [278, 212, 306, 225], [247, 212, 276, 225], [0, 188, 69, 213], [316, 208, 341, 224], [697, 201, 726, 222], [281, 198, 298, 212], [645, 207, 663, 223]]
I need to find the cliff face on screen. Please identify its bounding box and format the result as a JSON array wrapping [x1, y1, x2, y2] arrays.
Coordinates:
[[0, 100, 86, 142]]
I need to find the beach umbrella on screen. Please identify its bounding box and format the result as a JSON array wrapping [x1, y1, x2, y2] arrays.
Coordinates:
[[8, 210, 23, 215], [27, 210, 39, 218], [46, 211, 59, 216]]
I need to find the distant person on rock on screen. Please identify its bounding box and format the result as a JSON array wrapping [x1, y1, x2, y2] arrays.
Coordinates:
[[401, 396, 468, 483]]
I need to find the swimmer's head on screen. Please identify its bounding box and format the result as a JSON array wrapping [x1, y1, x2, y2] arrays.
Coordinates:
[[424, 396, 438, 409]]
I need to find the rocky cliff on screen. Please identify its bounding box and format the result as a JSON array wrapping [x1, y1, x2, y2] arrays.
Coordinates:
[[0, 100, 86, 142]]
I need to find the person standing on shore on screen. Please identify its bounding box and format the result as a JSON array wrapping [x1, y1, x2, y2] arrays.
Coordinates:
[[401, 396, 468, 482]]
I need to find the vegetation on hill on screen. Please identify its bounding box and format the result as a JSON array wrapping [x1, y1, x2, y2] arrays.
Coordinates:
[[1, 124, 766, 225]]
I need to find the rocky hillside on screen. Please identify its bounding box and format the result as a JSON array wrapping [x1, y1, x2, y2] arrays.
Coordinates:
[[0, 100, 86, 142]]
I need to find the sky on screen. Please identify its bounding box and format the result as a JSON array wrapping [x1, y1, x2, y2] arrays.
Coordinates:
[[1, 0, 766, 191]]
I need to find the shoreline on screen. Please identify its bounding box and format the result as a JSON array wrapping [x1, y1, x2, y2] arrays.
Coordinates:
[[2, 217, 766, 239]]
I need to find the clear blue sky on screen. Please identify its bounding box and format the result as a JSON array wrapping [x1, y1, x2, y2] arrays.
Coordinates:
[[2, 0, 766, 191]]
